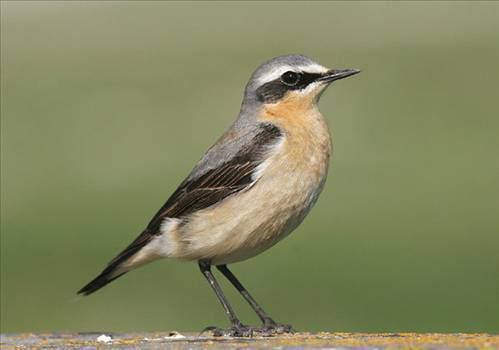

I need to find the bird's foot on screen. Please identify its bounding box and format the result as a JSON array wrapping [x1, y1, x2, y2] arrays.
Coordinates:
[[200, 320, 294, 337], [200, 323, 254, 337], [259, 319, 295, 336]]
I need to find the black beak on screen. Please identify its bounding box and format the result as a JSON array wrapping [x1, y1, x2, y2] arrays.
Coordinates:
[[317, 68, 361, 83]]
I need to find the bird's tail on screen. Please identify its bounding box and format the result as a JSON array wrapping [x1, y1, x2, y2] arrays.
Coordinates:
[[77, 230, 154, 296]]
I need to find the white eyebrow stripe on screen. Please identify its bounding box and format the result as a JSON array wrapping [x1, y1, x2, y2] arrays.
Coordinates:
[[296, 63, 329, 74], [256, 63, 328, 86], [256, 65, 294, 85]]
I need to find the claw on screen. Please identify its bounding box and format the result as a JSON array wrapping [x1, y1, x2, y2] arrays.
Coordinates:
[[201, 321, 294, 338], [200, 324, 253, 337], [262, 318, 295, 335]]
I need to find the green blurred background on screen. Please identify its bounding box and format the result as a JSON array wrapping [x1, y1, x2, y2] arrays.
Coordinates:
[[1, 1, 498, 334]]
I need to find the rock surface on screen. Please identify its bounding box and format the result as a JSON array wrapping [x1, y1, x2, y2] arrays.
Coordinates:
[[1, 331, 498, 349]]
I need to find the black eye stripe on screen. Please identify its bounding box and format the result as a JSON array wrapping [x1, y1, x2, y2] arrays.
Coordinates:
[[255, 71, 324, 103], [280, 71, 323, 90], [298, 72, 323, 88], [281, 71, 300, 86]]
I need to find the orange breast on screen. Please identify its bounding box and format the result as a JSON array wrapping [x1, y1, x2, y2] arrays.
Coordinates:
[[259, 90, 332, 168]]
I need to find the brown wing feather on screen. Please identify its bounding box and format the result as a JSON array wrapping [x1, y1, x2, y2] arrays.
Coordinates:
[[77, 123, 282, 295], [146, 123, 282, 231]]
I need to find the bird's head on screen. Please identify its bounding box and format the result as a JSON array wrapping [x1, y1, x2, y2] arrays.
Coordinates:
[[242, 55, 359, 113]]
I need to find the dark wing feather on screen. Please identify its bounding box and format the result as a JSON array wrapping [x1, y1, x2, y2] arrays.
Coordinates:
[[77, 123, 282, 295], [146, 123, 282, 231]]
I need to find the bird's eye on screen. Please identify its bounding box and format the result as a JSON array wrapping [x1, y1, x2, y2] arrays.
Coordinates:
[[280, 71, 300, 86]]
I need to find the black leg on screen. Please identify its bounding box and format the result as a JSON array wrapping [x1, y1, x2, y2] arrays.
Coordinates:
[[216, 264, 294, 334], [216, 264, 272, 324], [198, 261, 240, 326], [198, 261, 252, 337]]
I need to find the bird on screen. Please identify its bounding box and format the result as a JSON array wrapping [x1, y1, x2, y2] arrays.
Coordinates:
[[78, 54, 360, 337]]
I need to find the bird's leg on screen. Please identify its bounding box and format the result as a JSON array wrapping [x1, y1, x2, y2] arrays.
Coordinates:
[[198, 260, 253, 337], [216, 264, 271, 324], [216, 264, 294, 335]]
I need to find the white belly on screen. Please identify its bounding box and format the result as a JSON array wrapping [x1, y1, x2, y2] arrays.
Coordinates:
[[172, 126, 331, 265]]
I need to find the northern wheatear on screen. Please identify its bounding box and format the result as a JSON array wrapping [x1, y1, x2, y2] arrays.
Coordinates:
[[79, 54, 359, 336]]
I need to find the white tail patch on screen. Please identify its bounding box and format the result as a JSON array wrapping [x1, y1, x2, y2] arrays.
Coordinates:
[[118, 218, 181, 273]]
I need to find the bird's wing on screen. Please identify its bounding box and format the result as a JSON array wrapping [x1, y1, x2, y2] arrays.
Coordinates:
[[78, 122, 282, 295], [146, 122, 282, 231], [118, 122, 282, 263]]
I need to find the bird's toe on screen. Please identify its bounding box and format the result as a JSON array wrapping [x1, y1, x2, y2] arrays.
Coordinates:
[[260, 319, 295, 335], [200, 324, 254, 337]]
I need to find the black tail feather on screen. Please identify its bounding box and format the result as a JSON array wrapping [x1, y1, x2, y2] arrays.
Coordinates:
[[77, 269, 127, 296], [78, 230, 153, 296]]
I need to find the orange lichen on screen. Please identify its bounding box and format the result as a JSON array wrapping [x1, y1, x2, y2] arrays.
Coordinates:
[[1, 332, 498, 349]]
